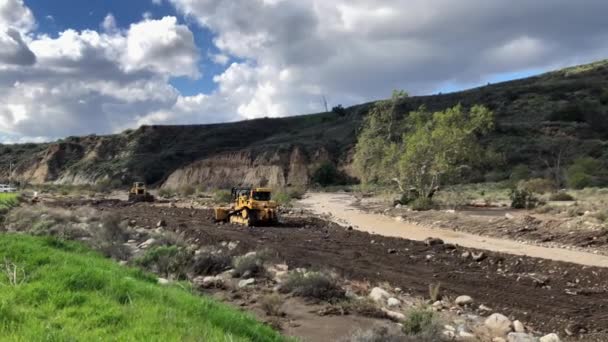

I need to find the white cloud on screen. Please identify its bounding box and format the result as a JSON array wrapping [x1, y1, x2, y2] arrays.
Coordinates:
[[168, 0, 608, 120], [0, 5, 201, 141]]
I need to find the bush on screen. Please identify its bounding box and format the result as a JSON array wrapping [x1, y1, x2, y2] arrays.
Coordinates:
[[332, 105, 347, 117], [510, 164, 531, 182], [337, 298, 386, 319], [279, 271, 345, 302], [179, 185, 196, 197], [311, 163, 351, 187], [510, 189, 539, 209], [273, 188, 305, 207], [518, 178, 554, 194], [346, 326, 406, 342], [135, 246, 193, 279], [549, 192, 575, 201], [232, 251, 270, 278], [410, 197, 435, 211], [158, 188, 175, 198], [566, 157, 606, 189], [402, 309, 442, 341], [260, 294, 284, 316], [191, 252, 232, 276]]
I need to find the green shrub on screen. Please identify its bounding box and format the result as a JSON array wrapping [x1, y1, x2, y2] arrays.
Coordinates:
[[549, 191, 575, 201], [180, 185, 196, 197], [158, 188, 175, 198], [518, 178, 554, 194], [273, 188, 305, 207], [566, 157, 606, 189], [135, 246, 193, 279], [279, 271, 345, 302], [410, 197, 435, 211], [510, 164, 531, 182], [232, 251, 270, 278], [510, 189, 539, 209], [311, 162, 351, 187], [191, 252, 232, 276], [402, 309, 441, 340]]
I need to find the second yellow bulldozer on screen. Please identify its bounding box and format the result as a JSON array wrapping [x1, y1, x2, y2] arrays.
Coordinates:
[[214, 187, 279, 226], [128, 182, 155, 202]]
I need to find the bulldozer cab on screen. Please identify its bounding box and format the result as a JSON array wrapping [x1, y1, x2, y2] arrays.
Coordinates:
[[132, 182, 146, 194], [231, 187, 273, 206]]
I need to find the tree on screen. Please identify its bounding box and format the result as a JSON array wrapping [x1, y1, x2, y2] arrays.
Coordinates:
[[397, 104, 494, 198], [353, 90, 408, 184]]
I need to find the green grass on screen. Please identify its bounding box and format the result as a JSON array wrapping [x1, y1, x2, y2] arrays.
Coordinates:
[[0, 193, 19, 211], [0, 234, 287, 341]]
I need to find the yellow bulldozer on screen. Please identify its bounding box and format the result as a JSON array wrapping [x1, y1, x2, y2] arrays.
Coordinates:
[[128, 182, 155, 202], [214, 187, 279, 226]]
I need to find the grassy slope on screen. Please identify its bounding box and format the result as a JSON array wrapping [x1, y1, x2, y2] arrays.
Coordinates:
[[0, 193, 19, 212], [0, 234, 285, 341]]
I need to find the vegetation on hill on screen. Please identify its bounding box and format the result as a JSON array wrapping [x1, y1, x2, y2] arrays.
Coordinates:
[[1, 59, 608, 189], [0, 234, 285, 341]]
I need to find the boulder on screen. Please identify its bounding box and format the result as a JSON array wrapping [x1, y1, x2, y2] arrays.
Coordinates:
[[381, 308, 405, 321], [194, 276, 223, 289], [238, 278, 255, 288], [157, 219, 167, 227], [157, 278, 170, 285], [424, 237, 444, 246], [485, 313, 513, 336], [138, 238, 156, 249], [369, 287, 391, 303], [507, 332, 536, 342], [472, 252, 487, 262], [539, 333, 560, 342], [513, 320, 525, 333], [455, 295, 473, 306], [387, 297, 401, 307]]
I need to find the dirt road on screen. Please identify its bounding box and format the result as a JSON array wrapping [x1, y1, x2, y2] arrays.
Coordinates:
[[299, 192, 608, 268]]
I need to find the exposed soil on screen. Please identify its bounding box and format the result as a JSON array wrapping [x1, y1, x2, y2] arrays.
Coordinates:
[[57, 198, 608, 341]]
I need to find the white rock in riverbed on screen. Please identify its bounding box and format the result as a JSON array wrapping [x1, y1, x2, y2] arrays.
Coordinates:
[[455, 295, 473, 306], [387, 297, 401, 307], [539, 333, 560, 342], [513, 320, 525, 333], [507, 332, 536, 342], [485, 313, 512, 336], [369, 287, 391, 303]]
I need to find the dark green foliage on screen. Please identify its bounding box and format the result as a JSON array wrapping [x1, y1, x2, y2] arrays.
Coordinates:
[[410, 197, 435, 211], [280, 271, 345, 302], [549, 192, 575, 201], [510, 189, 539, 209], [402, 309, 440, 338], [135, 246, 193, 279], [311, 162, 352, 187], [191, 252, 233, 276], [510, 164, 531, 182], [332, 105, 347, 117], [566, 157, 608, 189]]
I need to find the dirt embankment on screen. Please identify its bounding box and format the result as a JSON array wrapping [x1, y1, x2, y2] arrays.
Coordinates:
[[59, 199, 608, 340]]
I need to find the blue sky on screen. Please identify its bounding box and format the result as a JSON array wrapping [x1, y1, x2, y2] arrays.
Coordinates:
[[1, 0, 607, 142]]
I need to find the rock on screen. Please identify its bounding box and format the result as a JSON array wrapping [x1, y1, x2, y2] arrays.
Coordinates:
[[157, 278, 170, 285], [444, 325, 456, 332], [445, 209, 456, 214], [507, 332, 536, 342], [513, 320, 525, 333], [128, 220, 137, 227], [424, 237, 444, 246], [443, 330, 456, 339], [479, 304, 493, 312], [395, 216, 404, 222], [539, 333, 560, 342], [194, 276, 224, 289], [227, 241, 239, 250], [455, 295, 473, 306], [459, 331, 476, 339], [238, 278, 255, 288], [505, 213, 514, 219], [432, 301, 443, 309], [387, 297, 401, 307], [381, 308, 405, 321], [369, 287, 391, 303], [387, 248, 397, 254], [492, 338, 507, 342], [138, 238, 156, 249], [395, 204, 402, 209], [485, 313, 512, 336], [157, 219, 167, 227], [472, 252, 487, 262], [461, 251, 471, 259]]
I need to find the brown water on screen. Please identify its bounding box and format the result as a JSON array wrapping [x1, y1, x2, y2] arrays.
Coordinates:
[[299, 192, 608, 268]]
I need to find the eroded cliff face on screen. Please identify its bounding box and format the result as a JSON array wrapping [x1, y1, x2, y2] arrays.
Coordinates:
[[162, 147, 330, 189]]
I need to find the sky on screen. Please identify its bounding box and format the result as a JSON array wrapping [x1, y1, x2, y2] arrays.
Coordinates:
[[1, 0, 608, 143]]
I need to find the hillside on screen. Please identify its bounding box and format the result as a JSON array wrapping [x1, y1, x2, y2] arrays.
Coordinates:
[[1, 60, 608, 188]]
